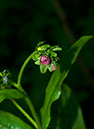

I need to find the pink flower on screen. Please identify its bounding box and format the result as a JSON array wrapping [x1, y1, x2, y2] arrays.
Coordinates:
[[40, 55, 50, 65], [51, 63, 56, 71]]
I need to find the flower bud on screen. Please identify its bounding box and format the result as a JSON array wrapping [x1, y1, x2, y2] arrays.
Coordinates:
[[40, 55, 50, 65], [51, 63, 56, 71]]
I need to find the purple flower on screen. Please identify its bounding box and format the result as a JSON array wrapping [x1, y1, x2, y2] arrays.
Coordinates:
[[40, 55, 50, 65], [4, 75, 8, 84], [51, 63, 56, 71]]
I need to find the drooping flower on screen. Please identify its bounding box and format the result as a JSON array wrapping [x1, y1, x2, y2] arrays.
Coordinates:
[[33, 41, 62, 73], [40, 55, 50, 65], [51, 63, 56, 71]]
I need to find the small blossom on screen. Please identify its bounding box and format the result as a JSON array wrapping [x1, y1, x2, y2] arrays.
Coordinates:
[[40, 55, 50, 65], [51, 63, 56, 71], [4, 75, 8, 84], [34, 41, 62, 73]]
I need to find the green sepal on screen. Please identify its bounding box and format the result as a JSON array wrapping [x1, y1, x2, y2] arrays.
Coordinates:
[[0, 72, 3, 77], [35, 60, 41, 65], [51, 47, 62, 51], [50, 45, 62, 51], [41, 44, 50, 50], [32, 53, 40, 61], [52, 60, 57, 68], [50, 45, 59, 49], [48, 64, 53, 72], [50, 51, 57, 57], [37, 41, 45, 47], [40, 65, 48, 74]]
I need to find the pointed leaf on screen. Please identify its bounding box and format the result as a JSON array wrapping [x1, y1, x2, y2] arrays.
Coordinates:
[[0, 110, 34, 129], [40, 36, 92, 129], [0, 89, 27, 103]]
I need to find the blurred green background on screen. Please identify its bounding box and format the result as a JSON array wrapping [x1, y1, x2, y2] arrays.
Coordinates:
[[0, 0, 94, 129]]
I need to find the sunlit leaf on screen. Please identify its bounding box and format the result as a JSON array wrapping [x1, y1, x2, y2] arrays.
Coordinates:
[[0, 89, 27, 103], [40, 36, 92, 129], [0, 111, 34, 129]]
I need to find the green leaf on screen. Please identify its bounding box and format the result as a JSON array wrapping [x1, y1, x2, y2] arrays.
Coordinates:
[[40, 65, 48, 74], [0, 110, 34, 129], [41, 44, 50, 50], [0, 89, 27, 103], [58, 84, 86, 129], [40, 36, 92, 129], [40, 68, 61, 129], [0, 94, 5, 103], [51, 47, 62, 51]]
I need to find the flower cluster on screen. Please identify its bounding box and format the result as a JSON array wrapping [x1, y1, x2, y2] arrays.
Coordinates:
[[32, 41, 62, 73], [0, 70, 11, 89]]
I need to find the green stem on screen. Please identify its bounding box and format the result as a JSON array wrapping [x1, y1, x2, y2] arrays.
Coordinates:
[[15, 85, 42, 129], [11, 99, 38, 129], [16, 50, 42, 129], [17, 50, 37, 86], [25, 97, 42, 129]]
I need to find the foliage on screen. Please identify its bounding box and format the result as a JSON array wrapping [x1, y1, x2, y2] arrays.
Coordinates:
[[0, 111, 33, 129], [40, 36, 92, 129], [0, 36, 92, 129], [58, 84, 86, 129], [0, 0, 94, 129]]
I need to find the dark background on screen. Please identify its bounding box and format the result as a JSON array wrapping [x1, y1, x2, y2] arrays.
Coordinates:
[[0, 0, 94, 129]]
